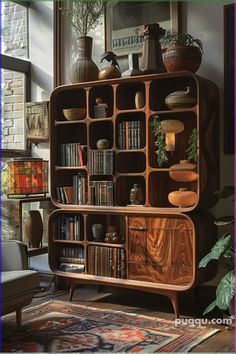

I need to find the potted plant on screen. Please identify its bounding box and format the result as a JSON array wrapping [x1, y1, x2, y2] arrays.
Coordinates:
[[151, 114, 168, 167], [161, 32, 203, 73], [63, 1, 104, 83], [199, 186, 234, 315]]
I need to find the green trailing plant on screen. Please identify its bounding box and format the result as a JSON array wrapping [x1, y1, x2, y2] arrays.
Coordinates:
[[186, 128, 198, 162], [63, 1, 104, 37], [151, 115, 168, 167], [199, 186, 234, 315], [161, 32, 203, 53]]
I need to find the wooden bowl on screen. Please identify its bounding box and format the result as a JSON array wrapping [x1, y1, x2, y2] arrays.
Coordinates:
[[63, 108, 86, 121]]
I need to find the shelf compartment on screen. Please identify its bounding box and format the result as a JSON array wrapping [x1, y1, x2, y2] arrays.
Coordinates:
[[116, 112, 146, 150], [116, 82, 145, 110], [116, 152, 146, 173], [89, 121, 113, 149], [54, 170, 87, 205], [116, 176, 146, 206], [148, 112, 197, 168], [87, 244, 126, 278], [89, 85, 113, 118], [148, 171, 198, 208], [86, 214, 126, 243], [89, 176, 114, 206], [54, 88, 86, 121], [53, 213, 84, 242], [150, 76, 197, 111], [57, 144, 87, 167], [55, 123, 87, 145], [89, 149, 114, 175]]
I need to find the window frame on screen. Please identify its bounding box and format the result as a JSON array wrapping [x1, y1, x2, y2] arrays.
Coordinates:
[[1, 1, 31, 157]]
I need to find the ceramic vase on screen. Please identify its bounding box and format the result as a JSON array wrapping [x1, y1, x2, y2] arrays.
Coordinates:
[[135, 92, 145, 109], [168, 188, 198, 208], [130, 184, 143, 205], [169, 160, 198, 182], [69, 36, 99, 83], [92, 223, 104, 242], [165, 87, 197, 110], [24, 210, 43, 248]]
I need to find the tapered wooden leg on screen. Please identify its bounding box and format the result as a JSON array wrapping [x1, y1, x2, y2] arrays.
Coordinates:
[[16, 308, 22, 327], [169, 291, 179, 318], [68, 282, 76, 301]]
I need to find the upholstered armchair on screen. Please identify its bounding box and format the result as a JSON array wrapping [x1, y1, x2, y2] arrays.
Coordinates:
[[1, 240, 40, 326]]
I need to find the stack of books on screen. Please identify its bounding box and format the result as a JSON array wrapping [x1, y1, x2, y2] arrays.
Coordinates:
[[90, 180, 113, 206], [94, 103, 108, 118], [89, 150, 113, 175], [55, 214, 82, 241], [117, 120, 144, 149]]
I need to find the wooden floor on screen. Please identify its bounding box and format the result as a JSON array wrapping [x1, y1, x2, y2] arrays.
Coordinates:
[[2, 276, 234, 353]]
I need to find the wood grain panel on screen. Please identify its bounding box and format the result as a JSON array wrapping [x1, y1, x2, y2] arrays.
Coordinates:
[[171, 222, 193, 267], [146, 217, 173, 266], [128, 217, 147, 263], [128, 263, 193, 286]]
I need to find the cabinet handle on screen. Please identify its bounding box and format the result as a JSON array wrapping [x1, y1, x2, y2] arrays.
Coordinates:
[[129, 226, 147, 231]]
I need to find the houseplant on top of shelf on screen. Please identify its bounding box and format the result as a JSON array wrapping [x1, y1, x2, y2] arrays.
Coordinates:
[[199, 186, 234, 315], [161, 32, 203, 73], [63, 0, 104, 83]]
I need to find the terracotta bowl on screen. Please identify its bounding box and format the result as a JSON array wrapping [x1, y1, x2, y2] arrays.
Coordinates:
[[63, 108, 86, 121]]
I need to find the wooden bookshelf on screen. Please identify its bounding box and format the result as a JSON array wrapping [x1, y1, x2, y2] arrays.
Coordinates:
[[49, 72, 219, 317]]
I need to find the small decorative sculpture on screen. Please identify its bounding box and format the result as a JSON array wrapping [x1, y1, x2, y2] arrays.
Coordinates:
[[129, 184, 143, 205], [92, 223, 104, 242], [99, 51, 121, 80], [122, 53, 143, 77], [104, 226, 120, 244], [140, 23, 166, 74]]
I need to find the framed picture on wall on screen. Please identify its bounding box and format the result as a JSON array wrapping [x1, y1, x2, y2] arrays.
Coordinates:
[[105, 1, 181, 57], [224, 4, 234, 154], [25, 101, 49, 142]]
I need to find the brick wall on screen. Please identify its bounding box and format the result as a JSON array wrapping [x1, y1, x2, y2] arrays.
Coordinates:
[[2, 1, 28, 150]]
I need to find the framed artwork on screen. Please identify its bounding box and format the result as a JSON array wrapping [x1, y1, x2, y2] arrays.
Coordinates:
[[25, 101, 49, 142], [105, 1, 181, 57], [224, 4, 234, 154]]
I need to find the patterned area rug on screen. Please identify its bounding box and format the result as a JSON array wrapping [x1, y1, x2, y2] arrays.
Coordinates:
[[2, 300, 219, 352]]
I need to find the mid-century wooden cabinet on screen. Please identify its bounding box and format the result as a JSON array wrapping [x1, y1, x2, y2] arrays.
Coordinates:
[[49, 72, 219, 316]]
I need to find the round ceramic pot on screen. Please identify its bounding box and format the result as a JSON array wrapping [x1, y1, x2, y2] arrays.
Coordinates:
[[24, 210, 43, 248], [165, 87, 197, 109], [92, 223, 104, 242], [169, 160, 198, 182], [168, 188, 198, 207], [163, 46, 202, 73], [96, 139, 110, 150]]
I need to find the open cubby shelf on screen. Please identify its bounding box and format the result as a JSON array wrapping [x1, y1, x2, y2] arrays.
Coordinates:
[[49, 72, 219, 316]]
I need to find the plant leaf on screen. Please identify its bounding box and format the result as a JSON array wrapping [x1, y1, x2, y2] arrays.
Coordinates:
[[203, 300, 216, 315], [214, 216, 234, 226], [198, 234, 232, 267], [215, 186, 234, 199], [215, 271, 235, 310]]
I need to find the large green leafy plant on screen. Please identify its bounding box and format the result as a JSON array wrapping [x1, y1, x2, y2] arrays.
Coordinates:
[[199, 186, 234, 314]]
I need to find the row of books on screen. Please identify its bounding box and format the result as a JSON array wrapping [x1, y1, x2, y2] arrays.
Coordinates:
[[58, 143, 86, 167], [89, 150, 113, 175], [56, 174, 87, 204], [87, 246, 126, 278], [117, 121, 144, 150], [59, 246, 85, 264], [55, 215, 82, 241], [90, 180, 113, 206]]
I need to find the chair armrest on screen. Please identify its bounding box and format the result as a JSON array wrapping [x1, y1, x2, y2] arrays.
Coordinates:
[[1, 240, 28, 271]]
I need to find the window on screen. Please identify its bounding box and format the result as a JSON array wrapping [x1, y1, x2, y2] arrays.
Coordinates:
[[1, 1, 30, 155]]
